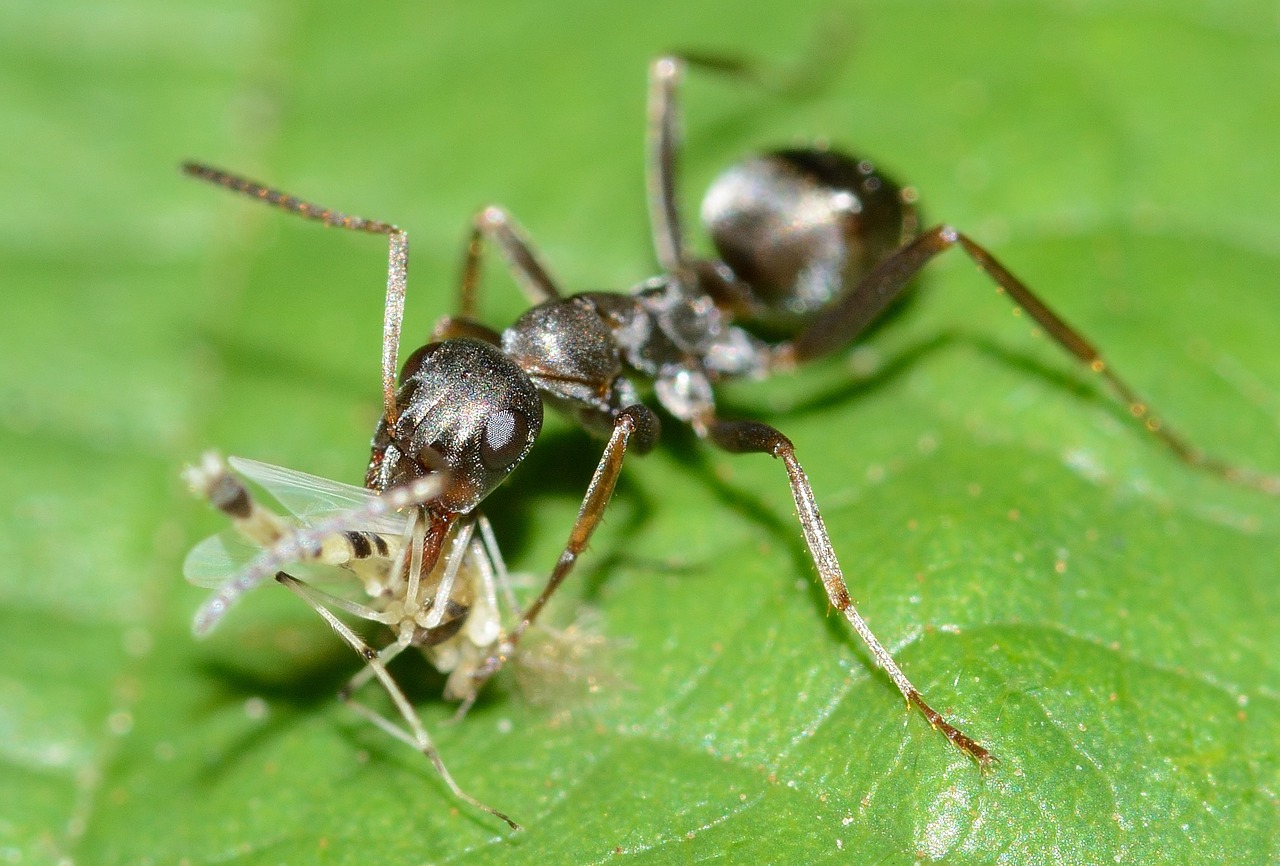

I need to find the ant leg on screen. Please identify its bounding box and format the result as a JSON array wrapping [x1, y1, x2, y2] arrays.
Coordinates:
[[706, 417, 995, 767], [469, 404, 661, 689], [477, 512, 522, 617], [275, 572, 521, 831], [648, 54, 763, 271], [646, 55, 841, 318], [778, 224, 1280, 493], [647, 56, 689, 272], [181, 163, 407, 427], [647, 48, 849, 271], [455, 205, 564, 321]]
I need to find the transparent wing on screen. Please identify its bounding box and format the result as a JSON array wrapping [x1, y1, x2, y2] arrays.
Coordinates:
[[193, 473, 446, 635], [184, 531, 257, 588], [184, 529, 355, 589], [228, 456, 408, 535]]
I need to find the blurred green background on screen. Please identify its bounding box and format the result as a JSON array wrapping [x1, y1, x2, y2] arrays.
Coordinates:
[[2, 1, 1279, 863]]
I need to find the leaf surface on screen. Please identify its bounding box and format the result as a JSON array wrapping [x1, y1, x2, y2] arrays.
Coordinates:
[[2, 1, 1278, 864]]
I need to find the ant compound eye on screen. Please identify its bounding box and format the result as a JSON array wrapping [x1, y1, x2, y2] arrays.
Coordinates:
[[479, 409, 529, 470]]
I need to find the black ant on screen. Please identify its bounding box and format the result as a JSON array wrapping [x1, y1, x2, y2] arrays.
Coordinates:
[[181, 55, 1277, 831]]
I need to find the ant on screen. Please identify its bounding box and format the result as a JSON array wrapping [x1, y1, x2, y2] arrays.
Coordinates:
[[182, 55, 1277, 831]]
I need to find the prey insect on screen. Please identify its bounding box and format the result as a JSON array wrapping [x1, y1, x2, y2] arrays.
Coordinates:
[[183, 55, 1277, 830], [183, 454, 525, 827]]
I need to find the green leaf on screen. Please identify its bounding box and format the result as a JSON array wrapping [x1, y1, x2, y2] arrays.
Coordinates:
[[3, 0, 1278, 863]]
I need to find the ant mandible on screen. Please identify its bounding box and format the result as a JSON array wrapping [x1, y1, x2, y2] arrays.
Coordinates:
[[182, 55, 1277, 830]]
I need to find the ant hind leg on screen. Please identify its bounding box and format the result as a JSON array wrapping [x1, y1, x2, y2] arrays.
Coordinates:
[[778, 225, 1280, 494]]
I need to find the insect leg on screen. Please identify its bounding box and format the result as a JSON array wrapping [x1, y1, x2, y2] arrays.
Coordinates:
[[647, 56, 688, 272], [646, 52, 781, 273], [778, 224, 1280, 493], [181, 163, 407, 427], [477, 512, 521, 618], [335, 639, 412, 741], [275, 572, 520, 831], [647, 54, 845, 319], [444, 537, 504, 721], [469, 405, 660, 690], [455, 205, 564, 321], [423, 519, 476, 630], [706, 416, 995, 767]]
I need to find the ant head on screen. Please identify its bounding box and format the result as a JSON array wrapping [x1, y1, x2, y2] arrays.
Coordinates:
[[365, 338, 543, 513]]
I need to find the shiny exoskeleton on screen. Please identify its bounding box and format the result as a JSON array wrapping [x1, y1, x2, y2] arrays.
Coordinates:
[[183, 54, 1278, 831]]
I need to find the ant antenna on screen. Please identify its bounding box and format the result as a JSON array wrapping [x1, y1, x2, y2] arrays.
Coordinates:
[[182, 162, 407, 427]]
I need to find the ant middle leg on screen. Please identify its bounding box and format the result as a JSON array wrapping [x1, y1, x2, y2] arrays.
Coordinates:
[[454, 206, 564, 320], [646, 54, 770, 274], [647, 56, 689, 273], [704, 416, 995, 767], [646, 49, 855, 278], [776, 225, 1280, 494]]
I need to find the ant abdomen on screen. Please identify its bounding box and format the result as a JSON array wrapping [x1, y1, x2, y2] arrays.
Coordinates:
[[700, 148, 920, 327]]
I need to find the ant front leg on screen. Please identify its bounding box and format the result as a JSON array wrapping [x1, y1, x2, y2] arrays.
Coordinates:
[[469, 404, 661, 690], [778, 225, 1280, 494], [705, 416, 995, 767]]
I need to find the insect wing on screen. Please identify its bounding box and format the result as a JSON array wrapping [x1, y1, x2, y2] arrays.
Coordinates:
[[228, 456, 408, 535], [185, 457, 409, 590], [193, 471, 446, 635], [184, 531, 258, 588], [183, 529, 354, 589]]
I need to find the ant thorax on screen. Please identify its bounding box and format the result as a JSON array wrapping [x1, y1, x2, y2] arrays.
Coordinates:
[[502, 279, 769, 432]]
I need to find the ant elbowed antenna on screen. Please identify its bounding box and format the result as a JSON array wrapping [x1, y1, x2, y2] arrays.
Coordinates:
[[182, 55, 1278, 830]]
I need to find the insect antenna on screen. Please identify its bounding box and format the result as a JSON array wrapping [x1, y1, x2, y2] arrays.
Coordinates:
[[181, 162, 407, 427]]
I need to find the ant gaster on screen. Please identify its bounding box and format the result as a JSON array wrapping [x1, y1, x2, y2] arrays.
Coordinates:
[[183, 55, 1277, 830]]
